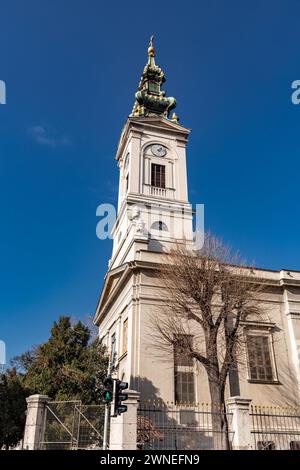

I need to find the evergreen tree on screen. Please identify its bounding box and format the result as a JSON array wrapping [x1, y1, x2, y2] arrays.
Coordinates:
[[14, 316, 108, 404], [0, 369, 27, 449]]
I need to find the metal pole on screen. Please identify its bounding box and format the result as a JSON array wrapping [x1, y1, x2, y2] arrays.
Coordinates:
[[103, 403, 110, 450], [102, 358, 112, 450]]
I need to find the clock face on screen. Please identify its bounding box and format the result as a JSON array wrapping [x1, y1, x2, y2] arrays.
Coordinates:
[[151, 144, 167, 157]]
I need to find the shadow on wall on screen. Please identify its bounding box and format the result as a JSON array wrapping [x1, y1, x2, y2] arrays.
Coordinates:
[[253, 352, 299, 407], [148, 238, 165, 253], [131, 375, 218, 450]]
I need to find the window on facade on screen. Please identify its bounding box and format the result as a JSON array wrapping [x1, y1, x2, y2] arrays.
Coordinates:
[[150, 221, 168, 231], [290, 441, 300, 450], [124, 153, 129, 170], [257, 441, 275, 450], [148, 82, 159, 94], [122, 319, 128, 355], [126, 174, 129, 192], [111, 333, 117, 364], [174, 339, 193, 367], [151, 163, 165, 188], [174, 335, 195, 404], [246, 335, 274, 382], [175, 371, 195, 404]]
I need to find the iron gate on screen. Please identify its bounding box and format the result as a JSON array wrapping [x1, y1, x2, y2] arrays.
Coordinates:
[[40, 400, 106, 450]]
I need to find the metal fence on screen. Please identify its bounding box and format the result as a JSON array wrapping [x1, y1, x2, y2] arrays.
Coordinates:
[[250, 405, 300, 450], [137, 401, 233, 450], [40, 401, 106, 450]]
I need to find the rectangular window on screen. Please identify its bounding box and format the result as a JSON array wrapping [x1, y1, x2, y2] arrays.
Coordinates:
[[174, 335, 195, 404], [247, 335, 274, 382], [151, 163, 165, 188], [111, 333, 116, 364], [148, 82, 159, 94], [174, 338, 194, 367], [257, 441, 275, 450], [126, 174, 129, 192], [290, 441, 300, 450], [122, 319, 128, 355], [175, 371, 195, 404]]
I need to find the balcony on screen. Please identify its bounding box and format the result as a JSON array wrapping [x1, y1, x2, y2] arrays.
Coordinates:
[[150, 186, 166, 197]]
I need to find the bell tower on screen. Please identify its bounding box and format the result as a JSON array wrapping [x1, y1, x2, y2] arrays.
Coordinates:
[[109, 37, 193, 270], [94, 38, 194, 391]]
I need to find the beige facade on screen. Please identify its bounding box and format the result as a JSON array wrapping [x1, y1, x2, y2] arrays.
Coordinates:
[[95, 251, 300, 407], [94, 52, 300, 409]]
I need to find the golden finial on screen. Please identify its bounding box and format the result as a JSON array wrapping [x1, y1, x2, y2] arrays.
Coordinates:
[[171, 111, 179, 122], [148, 34, 155, 57]]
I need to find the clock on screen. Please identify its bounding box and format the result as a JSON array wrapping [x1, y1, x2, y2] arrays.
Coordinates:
[[151, 144, 167, 157]]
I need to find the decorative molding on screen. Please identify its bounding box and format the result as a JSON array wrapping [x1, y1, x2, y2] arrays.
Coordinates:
[[288, 311, 300, 317], [241, 320, 276, 330], [247, 379, 281, 385]]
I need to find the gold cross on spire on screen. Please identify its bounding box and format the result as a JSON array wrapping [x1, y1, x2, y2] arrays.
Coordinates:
[[148, 34, 155, 57]]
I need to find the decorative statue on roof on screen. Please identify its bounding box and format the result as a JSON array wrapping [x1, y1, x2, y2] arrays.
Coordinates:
[[131, 36, 177, 118]]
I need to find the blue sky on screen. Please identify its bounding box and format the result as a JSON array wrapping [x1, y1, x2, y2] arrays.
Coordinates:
[[1, 0, 300, 363]]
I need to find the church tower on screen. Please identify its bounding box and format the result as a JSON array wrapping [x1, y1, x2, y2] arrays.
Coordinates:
[[94, 38, 193, 398], [109, 36, 193, 270]]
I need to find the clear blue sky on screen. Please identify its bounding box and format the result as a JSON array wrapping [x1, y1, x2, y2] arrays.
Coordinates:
[[1, 0, 300, 363]]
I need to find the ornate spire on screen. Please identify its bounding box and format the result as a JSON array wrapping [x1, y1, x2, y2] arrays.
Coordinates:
[[130, 36, 176, 118], [148, 34, 155, 62]]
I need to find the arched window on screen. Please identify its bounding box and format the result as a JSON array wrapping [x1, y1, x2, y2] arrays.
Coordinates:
[[151, 221, 168, 231]]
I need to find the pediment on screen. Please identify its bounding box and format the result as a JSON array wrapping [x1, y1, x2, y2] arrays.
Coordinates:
[[129, 115, 190, 133], [116, 116, 190, 160], [101, 272, 122, 306], [94, 263, 129, 325]]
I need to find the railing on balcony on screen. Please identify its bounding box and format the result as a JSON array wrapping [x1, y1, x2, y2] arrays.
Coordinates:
[[150, 186, 167, 197]]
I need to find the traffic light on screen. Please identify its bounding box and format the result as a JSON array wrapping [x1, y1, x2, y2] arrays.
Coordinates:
[[102, 376, 114, 403], [114, 379, 128, 415]]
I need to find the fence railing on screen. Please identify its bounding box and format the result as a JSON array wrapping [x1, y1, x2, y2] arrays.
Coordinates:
[[137, 401, 233, 450], [23, 393, 300, 451], [250, 405, 300, 450]]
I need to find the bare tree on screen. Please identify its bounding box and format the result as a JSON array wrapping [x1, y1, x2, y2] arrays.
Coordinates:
[[151, 233, 263, 449]]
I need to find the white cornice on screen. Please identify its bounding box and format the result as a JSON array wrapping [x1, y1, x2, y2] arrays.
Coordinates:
[[116, 116, 191, 161]]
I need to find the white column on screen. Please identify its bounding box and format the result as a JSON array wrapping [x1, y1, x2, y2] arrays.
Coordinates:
[[130, 132, 142, 194], [109, 389, 140, 450], [23, 394, 50, 450], [283, 288, 300, 389], [116, 315, 122, 362], [144, 156, 150, 186], [167, 161, 173, 189], [226, 396, 254, 450]]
